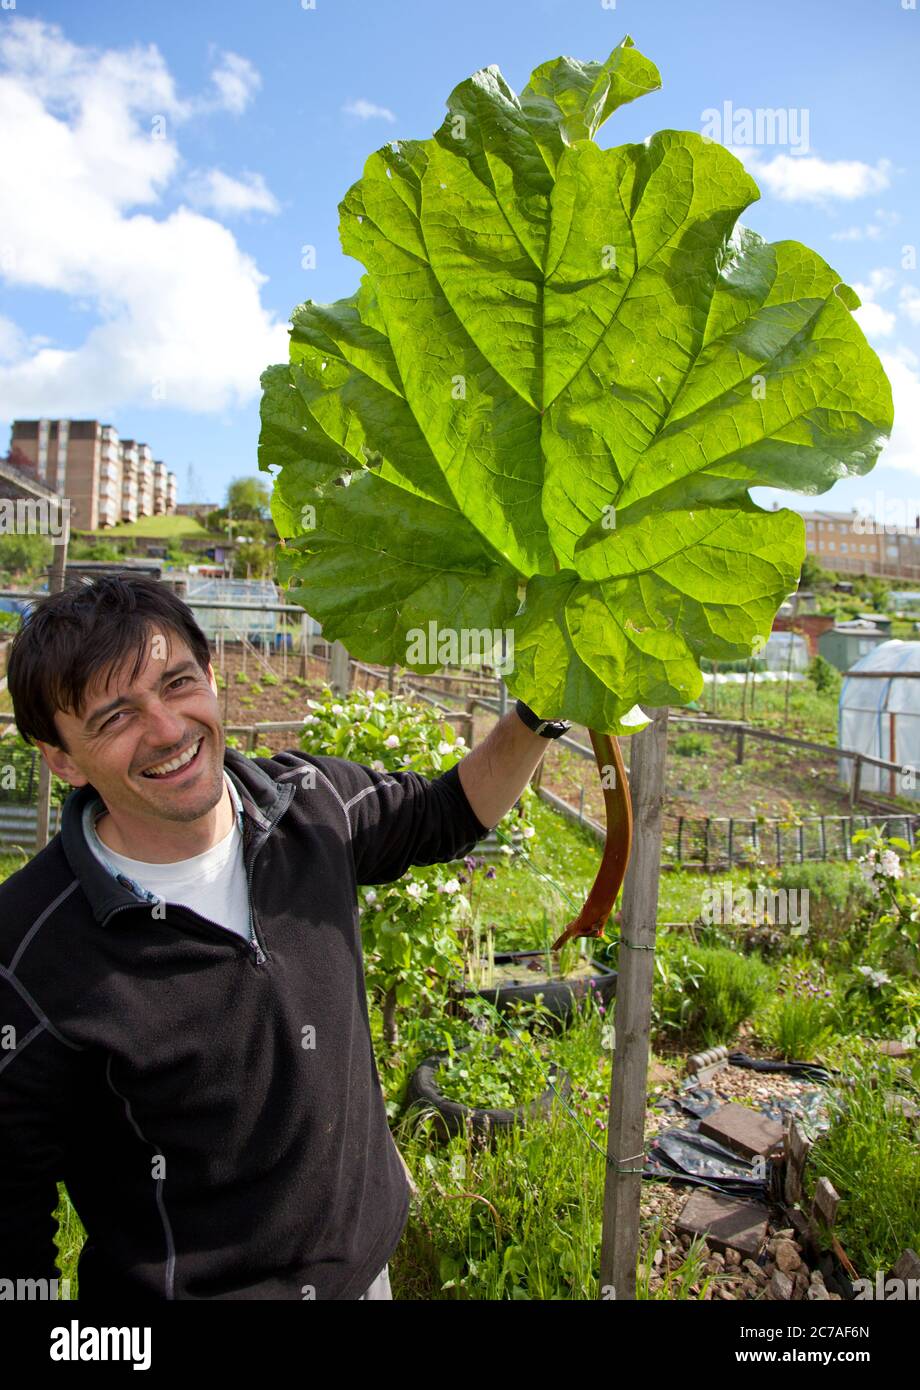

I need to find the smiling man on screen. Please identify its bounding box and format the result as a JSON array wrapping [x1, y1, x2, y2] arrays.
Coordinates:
[[0, 575, 571, 1301]]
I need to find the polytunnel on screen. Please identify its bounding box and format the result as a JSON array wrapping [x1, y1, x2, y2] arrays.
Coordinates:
[[838, 640, 920, 799]]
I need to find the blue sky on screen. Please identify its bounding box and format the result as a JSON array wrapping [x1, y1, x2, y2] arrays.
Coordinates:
[[0, 0, 918, 520]]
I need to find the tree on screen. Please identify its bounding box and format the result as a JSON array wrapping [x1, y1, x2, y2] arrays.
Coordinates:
[[799, 553, 833, 590], [0, 531, 52, 578], [226, 477, 270, 522], [233, 541, 273, 579]]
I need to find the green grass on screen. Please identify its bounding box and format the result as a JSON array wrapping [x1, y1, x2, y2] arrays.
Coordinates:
[[804, 1043, 920, 1275], [701, 678, 839, 743], [78, 515, 217, 539]]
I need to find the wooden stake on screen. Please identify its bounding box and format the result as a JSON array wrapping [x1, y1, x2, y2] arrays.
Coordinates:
[[598, 705, 669, 1301]]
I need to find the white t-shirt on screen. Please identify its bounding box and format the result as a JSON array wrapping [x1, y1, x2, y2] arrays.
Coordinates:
[[83, 771, 253, 942]]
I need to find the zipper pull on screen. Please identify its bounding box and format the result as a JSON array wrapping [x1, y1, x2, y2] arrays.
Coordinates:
[[251, 938, 266, 965]]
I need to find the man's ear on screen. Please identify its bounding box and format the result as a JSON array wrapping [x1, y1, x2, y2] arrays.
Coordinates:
[[35, 739, 88, 788], [207, 662, 218, 697]]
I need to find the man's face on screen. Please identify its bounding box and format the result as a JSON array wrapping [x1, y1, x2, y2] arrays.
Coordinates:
[[39, 627, 226, 824]]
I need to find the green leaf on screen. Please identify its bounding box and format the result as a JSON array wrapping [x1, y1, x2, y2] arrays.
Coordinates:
[[260, 36, 893, 734]]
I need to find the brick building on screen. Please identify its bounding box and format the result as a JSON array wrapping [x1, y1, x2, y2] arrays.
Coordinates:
[[7, 419, 177, 531]]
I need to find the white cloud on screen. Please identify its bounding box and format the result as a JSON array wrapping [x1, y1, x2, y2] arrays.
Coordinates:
[[0, 19, 288, 419], [831, 224, 883, 242], [877, 347, 920, 474], [852, 268, 898, 339], [742, 152, 892, 202], [854, 302, 897, 338], [342, 98, 396, 123], [185, 169, 280, 217], [207, 51, 261, 115], [0, 316, 26, 363], [832, 208, 901, 240], [900, 286, 920, 325]]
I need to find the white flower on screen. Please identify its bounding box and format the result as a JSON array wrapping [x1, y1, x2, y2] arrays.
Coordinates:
[[437, 741, 453, 755], [371, 759, 386, 772], [456, 737, 466, 747], [401, 753, 412, 764], [522, 825, 535, 838], [439, 878, 462, 895], [302, 715, 316, 725], [500, 845, 514, 856], [880, 850, 903, 880], [856, 965, 891, 987], [331, 703, 344, 715], [364, 889, 378, 905], [405, 881, 424, 901], [384, 734, 400, 748]]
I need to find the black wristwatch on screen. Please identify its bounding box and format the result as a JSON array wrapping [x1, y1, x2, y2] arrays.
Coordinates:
[[514, 699, 572, 739]]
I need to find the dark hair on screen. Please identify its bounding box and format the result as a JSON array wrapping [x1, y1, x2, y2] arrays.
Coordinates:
[[7, 575, 212, 752]]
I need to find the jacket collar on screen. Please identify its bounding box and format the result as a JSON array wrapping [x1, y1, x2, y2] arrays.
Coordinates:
[[60, 746, 293, 927]]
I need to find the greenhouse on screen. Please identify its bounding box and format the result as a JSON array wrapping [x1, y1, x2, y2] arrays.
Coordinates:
[[838, 639, 920, 799], [184, 577, 284, 643]]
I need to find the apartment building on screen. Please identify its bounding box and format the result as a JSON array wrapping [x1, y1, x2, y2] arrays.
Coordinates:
[[800, 508, 920, 581], [7, 420, 177, 531]]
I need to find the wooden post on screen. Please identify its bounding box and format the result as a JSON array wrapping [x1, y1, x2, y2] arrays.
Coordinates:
[[35, 503, 70, 852], [329, 640, 351, 696], [599, 705, 668, 1301], [783, 628, 795, 732], [735, 729, 745, 765], [850, 754, 863, 808]]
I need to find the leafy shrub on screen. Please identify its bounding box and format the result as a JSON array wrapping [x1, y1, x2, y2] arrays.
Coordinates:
[[654, 937, 772, 1047], [750, 860, 876, 963], [436, 1030, 550, 1109], [0, 733, 70, 806], [673, 733, 707, 758], [808, 653, 841, 695]]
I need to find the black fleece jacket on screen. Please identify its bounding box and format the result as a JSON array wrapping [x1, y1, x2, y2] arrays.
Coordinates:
[[0, 746, 489, 1300]]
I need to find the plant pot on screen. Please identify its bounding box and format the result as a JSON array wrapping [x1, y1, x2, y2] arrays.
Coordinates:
[[405, 1043, 571, 1142], [455, 949, 617, 1027]]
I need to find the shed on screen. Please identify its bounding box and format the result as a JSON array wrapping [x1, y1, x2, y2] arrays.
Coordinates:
[[838, 640, 920, 799], [819, 620, 888, 672]]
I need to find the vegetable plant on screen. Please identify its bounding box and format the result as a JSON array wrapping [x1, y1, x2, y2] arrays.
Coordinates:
[[259, 33, 893, 950], [260, 33, 892, 736]]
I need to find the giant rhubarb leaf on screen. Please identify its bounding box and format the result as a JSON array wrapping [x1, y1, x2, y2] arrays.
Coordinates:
[[259, 34, 893, 736]]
